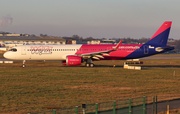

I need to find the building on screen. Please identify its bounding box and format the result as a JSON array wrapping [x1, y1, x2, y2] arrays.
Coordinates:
[[0, 33, 30, 37], [100, 40, 116, 44], [87, 40, 100, 44], [76, 39, 101, 44], [0, 36, 66, 48], [66, 40, 76, 44]]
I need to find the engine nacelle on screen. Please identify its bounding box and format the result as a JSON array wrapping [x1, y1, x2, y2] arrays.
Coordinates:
[[61, 55, 83, 66]]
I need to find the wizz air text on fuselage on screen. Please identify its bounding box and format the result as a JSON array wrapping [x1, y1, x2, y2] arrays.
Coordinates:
[[30, 46, 53, 55]]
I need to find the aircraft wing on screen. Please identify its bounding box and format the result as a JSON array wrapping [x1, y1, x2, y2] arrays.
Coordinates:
[[77, 40, 122, 60]]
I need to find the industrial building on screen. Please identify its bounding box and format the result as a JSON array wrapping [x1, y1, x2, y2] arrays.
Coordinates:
[[0, 35, 66, 49]]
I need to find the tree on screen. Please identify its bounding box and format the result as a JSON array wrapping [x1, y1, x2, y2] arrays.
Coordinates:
[[72, 35, 80, 39], [40, 34, 48, 37]]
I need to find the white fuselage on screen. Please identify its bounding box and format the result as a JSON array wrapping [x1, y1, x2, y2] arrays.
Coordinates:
[[4, 45, 82, 60]]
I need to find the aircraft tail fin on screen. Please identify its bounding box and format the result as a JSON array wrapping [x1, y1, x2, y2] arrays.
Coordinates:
[[146, 21, 172, 45]]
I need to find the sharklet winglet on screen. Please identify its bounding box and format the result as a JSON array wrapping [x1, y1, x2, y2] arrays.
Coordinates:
[[114, 40, 122, 50]]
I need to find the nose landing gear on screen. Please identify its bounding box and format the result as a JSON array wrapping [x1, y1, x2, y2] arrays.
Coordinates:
[[22, 60, 26, 68]]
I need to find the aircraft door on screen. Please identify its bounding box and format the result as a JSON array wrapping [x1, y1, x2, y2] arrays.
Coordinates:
[[21, 46, 26, 55], [144, 45, 148, 54]]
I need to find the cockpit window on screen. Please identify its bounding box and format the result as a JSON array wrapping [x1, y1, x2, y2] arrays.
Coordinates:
[[9, 48, 17, 52]]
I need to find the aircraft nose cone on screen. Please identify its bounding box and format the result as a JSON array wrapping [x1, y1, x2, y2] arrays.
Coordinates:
[[3, 52, 8, 58], [3, 52, 12, 59]]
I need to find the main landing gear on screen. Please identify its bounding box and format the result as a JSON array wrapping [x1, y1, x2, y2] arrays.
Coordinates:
[[85, 58, 94, 67], [85, 63, 94, 67], [22, 60, 26, 68]]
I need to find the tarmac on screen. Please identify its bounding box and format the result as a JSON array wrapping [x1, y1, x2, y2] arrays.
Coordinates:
[[1, 56, 180, 61]]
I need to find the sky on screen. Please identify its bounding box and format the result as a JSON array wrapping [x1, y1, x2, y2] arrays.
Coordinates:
[[0, 0, 180, 39]]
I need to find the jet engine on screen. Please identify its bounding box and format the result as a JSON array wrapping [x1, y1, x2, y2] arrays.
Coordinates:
[[61, 55, 83, 66]]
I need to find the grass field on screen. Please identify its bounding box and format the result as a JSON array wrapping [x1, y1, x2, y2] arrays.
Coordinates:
[[0, 52, 180, 113], [0, 58, 180, 113]]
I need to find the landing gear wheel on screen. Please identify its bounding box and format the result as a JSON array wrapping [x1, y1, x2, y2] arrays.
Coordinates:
[[85, 63, 94, 67], [85, 58, 94, 67], [22, 64, 26, 68], [86, 63, 90, 67], [90, 63, 94, 67], [22, 60, 26, 68]]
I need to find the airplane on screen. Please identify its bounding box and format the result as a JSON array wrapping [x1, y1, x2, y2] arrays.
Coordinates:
[[3, 21, 174, 68]]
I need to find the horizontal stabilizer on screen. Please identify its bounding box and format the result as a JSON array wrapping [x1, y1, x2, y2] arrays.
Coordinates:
[[155, 46, 174, 52]]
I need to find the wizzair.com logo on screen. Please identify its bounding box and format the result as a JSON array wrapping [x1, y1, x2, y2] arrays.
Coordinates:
[[30, 46, 53, 55]]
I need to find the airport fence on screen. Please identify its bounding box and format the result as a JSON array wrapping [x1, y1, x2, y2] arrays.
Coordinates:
[[29, 95, 180, 114]]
